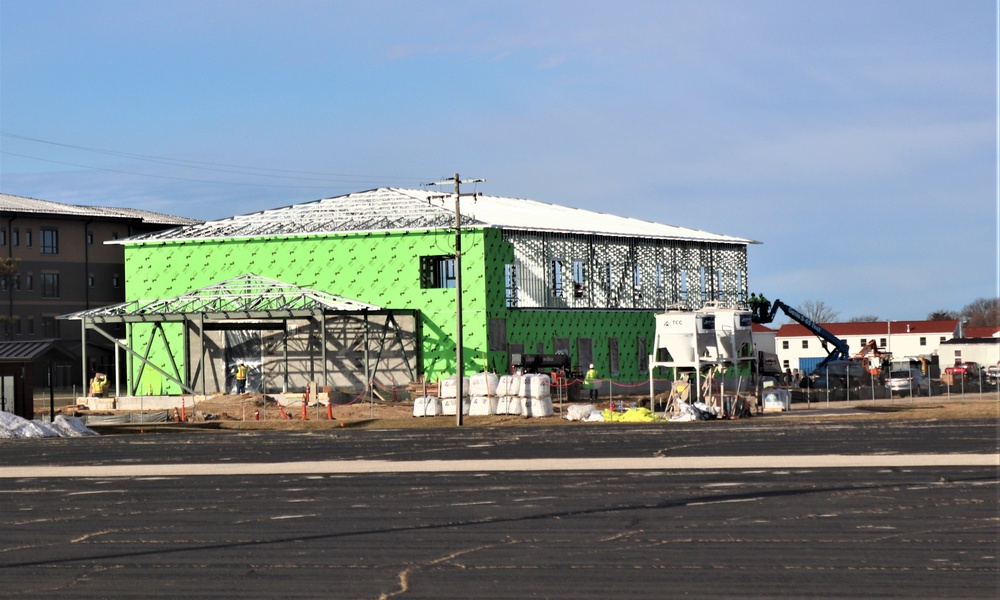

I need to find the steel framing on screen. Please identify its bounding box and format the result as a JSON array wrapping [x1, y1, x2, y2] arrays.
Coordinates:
[[59, 275, 416, 396]]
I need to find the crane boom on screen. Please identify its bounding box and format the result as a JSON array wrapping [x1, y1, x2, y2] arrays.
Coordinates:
[[755, 299, 851, 373]]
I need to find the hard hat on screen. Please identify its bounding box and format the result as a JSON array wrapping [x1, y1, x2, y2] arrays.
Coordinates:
[[589, 363, 594, 369]]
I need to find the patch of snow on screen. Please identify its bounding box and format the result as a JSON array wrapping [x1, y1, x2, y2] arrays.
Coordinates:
[[0, 412, 98, 438]]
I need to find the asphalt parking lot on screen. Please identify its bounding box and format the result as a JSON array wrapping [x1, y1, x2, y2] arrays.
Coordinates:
[[2, 415, 998, 599]]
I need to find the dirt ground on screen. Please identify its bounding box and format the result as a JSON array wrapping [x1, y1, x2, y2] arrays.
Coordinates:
[[157, 390, 1000, 431]]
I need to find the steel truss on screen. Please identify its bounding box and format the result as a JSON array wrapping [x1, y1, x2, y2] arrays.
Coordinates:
[[59, 275, 417, 397], [502, 231, 748, 311]]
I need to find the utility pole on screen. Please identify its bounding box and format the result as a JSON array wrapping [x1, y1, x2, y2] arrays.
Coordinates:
[[425, 173, 484, 426]]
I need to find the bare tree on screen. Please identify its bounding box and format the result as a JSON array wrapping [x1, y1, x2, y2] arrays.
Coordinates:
[[847, 315, 880, 322], [0, 258, 18, 340], [960, 297, 1000, 327], [795, 299, 839, 324]]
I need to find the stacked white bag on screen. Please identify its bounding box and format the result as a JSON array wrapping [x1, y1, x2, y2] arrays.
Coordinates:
[[494, 374, 523, 415], [412, 396, 442, 417], [469, 372, 499, 416], [519, 373, 553, 417], [439, 376, 471, 416]]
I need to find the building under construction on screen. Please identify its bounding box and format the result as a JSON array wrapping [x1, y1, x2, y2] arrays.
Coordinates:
[[61, 188, 755, 398]]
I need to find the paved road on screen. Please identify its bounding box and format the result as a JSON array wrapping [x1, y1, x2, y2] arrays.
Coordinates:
[[2, 419, 997, 599]]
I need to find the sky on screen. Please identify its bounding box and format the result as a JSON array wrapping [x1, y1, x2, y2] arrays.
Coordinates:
[[1, 0, 996, 322]]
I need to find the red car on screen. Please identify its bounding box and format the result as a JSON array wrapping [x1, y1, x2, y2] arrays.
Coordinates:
[[945, 362, 982, 379]]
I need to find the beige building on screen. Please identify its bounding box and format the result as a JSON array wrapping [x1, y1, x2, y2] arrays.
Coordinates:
[[1, 194, 197, 390]]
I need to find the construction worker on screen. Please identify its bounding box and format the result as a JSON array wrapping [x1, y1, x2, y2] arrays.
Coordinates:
[[748, 292, 759, 314], [90, 373, 109, 397], [584, 363, 599, 402], [757, 293, 770, 320], [235, 362, 249, 394]]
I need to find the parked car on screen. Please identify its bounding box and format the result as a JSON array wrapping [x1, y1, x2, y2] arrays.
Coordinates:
[[886, 369, 931, 396], [809, 375, 846, 389], [986, 363, 1000, 385], [945, 361, 982, 379]]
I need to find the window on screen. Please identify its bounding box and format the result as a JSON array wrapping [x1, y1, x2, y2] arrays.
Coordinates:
[[572, 261, 584, 298], [25, 274, 32, 292], [879, 338, 886, 347], [24, 228, 31, 247], [802, 340, 809, 349], [40, 228, 58, 254], [860, 338, 867, 346], [26, 316, 34, 335], [782, 340, 789, 350], [504, 264, 518, 307], [42, 273, 59, 298], [939, 337, 946, 343], [112, 232, 119, 240], [42, 316, 58, 338], [12, 275, 19, 291], [551, 260, 564, 297], [87, 275, 95, 287], [782, 359, 790, 369], [655, 264, 664, 299], [11, 228, 18, 246], [919, 337, 926, 346], [14, 317, 21, 335], [112, 274, 120, 288], [608, 337, 620, 376], [87, 231, 94, 245], [0, 228, 5, 245], [420, 255, 455, 289]]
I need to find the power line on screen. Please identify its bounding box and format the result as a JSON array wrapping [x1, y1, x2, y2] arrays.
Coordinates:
[[0, 132, 427, 185], [0, 151, 360, 190]]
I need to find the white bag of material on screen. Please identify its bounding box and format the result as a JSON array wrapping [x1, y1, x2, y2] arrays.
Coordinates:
[[469, 372, 499, 397], [412, 396, 442, 417], [496, 375, 521, 396], [438, 376, 471, 399], [565, 404, 597, 421], [469, 396, 497, 416], [522, 396, 553, 418], [495, 396, 523, 415], [441, 397, 471, 416], [518, 374, 551, 399]]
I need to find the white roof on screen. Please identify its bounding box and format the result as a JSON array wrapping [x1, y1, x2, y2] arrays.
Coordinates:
[[0, 193, 200, 226], [118, 188, 754, 245]]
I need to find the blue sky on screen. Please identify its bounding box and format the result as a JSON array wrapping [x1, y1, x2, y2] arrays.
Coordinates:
[[1, 0, 996, 321]]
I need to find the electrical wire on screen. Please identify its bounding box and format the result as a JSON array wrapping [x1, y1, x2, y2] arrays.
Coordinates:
[[0, 132, 428, 188]]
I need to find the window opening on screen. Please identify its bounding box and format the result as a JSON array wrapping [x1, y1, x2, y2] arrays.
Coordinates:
[[42, 273, 59, 298], [572, 260, 584, 298], [504, 264, 518, 307], [420, 255, 456, 288], [41, 228, 58, 254], [551, 259, 564, 297]]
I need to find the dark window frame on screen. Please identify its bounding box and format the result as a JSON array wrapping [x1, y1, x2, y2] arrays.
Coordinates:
[[40, 228, 59, 254]]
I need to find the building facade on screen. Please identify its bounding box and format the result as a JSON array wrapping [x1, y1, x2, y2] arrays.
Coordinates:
[[0, 194, 198, 388], [774, 319, 961, 375], [109, 188, 754, 395]]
